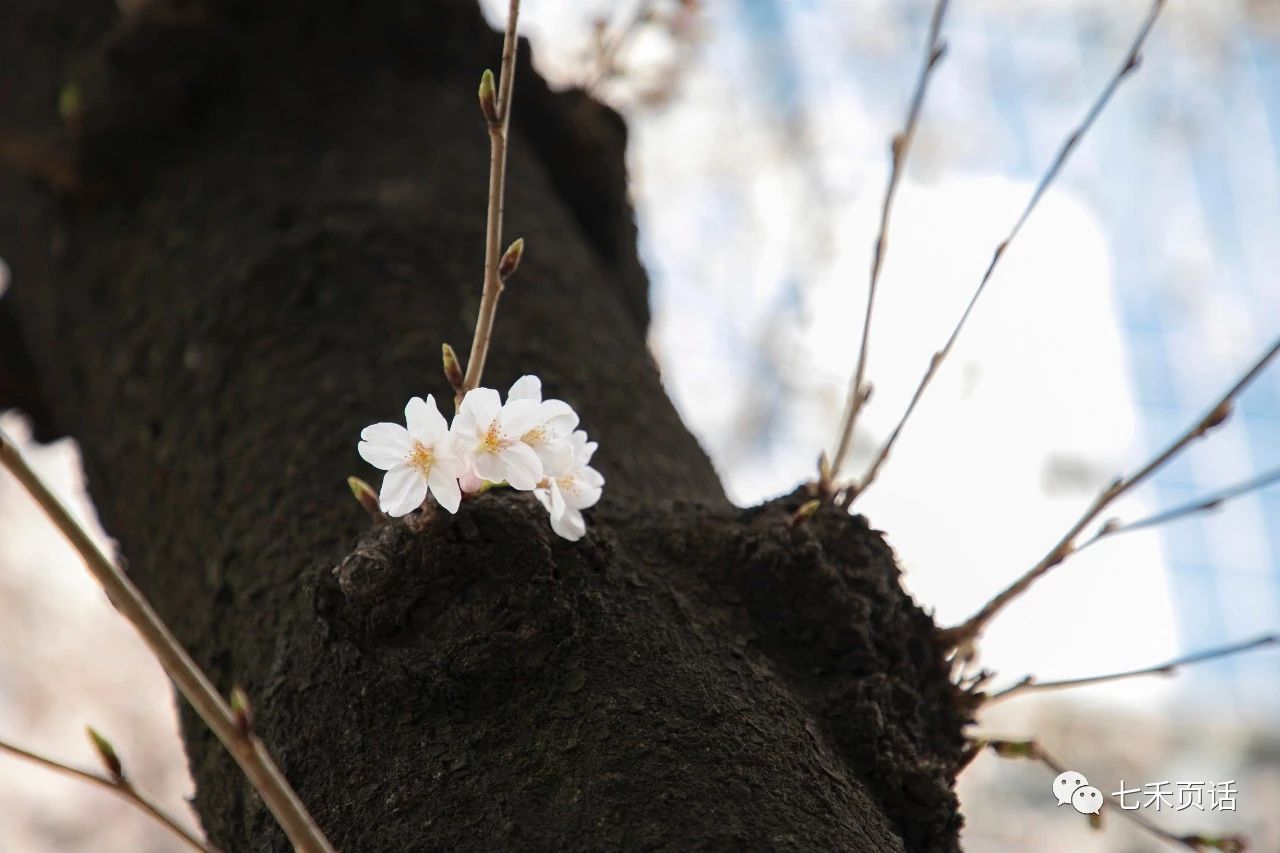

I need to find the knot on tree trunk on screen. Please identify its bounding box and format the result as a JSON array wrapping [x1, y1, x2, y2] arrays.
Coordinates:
[[301, 491, 967, 851], [729, 497, 972, 850]]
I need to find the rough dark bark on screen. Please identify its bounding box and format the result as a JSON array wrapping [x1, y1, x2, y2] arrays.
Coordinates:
[[1, 1, 972, 849]]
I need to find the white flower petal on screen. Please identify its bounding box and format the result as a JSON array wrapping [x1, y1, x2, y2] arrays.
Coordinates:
[[406, 395, 448, 444], [470, 449, 509, 484], [566, 476, 603, 511], [499, 441, 543, 491], [550, 507, 586, 541], [507, 375, 542, 402], [534, 487, 553, 513], [359, 438, 408, 470], [498, 398, 542, 438], [535, 438, 576, 477], [538, 399, 579, 436], [564, 430, 597, 467], [579, 466, 605, 489], [380, 465, 428, 517], [360, 422, 412, 451], [455, 387, 502, 437], [428, 469, 462, 514], [548, 478, 567, 520], [431, 439, 468, 478]]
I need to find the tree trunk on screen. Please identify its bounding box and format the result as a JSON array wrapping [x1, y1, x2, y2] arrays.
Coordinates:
[[1, 2, 971, 849]]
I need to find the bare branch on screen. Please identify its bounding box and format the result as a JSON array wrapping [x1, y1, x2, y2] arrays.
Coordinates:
[[0, 735, 218, 853], [824, 0, 951, 496], [1077, 465, 1280, 552], [461, 0, 524, 400], [979, 738, 1246, 851], [986, 634, 1279, 705], [942, 335, 1280, 652], [847, 0, 1169, 504], [0, 431, 334, 852], [587, 0, 651, 94]]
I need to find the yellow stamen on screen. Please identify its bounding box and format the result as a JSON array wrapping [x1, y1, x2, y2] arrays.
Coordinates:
[[407, 441, 434, 474], [481, 424, 508, 453]]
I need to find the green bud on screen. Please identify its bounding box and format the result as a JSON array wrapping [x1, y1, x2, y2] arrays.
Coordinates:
[[478, 69, 499, 126], [230, 686, 253, 738], [442, 343, 464, 393], [86, 726, 123, 782], [989, 739, 1035, 759], [58, 83, 83, 130], [348, 476, 385, 523], [789, 498, 821, 528]]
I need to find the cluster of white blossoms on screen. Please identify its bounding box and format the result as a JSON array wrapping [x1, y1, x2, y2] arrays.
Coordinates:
[[357, 375, 603, 541]]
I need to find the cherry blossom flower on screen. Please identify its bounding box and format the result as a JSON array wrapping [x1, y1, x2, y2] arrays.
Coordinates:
[[358, 395, 466, 516], [506, 375, 579, 471], [354, 376, 602, 539], [453, 387, 543, 490], [535, 430, 604, 541]]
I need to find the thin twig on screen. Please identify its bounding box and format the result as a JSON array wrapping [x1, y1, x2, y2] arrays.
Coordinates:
[[461, 0, 523, 399], [844, 0, 1168, 506], [587, 0, 651, 94], [986, 634, 1279, 705], [1077, 465, 1280, 552], [0, 736, 217, 853], [0, 431, 334, 853], [824, 0, 951, 496], [979, 738, 1246, 851], [943, 335, 1280, 652]]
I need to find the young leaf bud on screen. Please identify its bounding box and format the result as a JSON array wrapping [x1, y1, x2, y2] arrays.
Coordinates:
[[789, 498, 821, 528], [230, 686, 253, 739], [86, 726, 124, 782], [58, 83, 84, 135], [441, 343, 464, 394], [1202, 401, 1232, 432], [990, 739, 1035, 759], [478, 69, 499, 126], [498, 238, 525, 280], [347, 476, 385, 523]]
